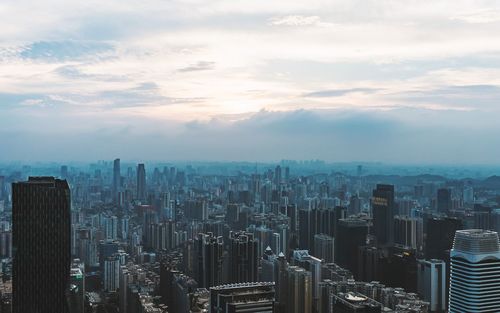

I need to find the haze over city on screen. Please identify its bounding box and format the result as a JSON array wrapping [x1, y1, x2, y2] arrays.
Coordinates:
[[2, 0, 500, 163]]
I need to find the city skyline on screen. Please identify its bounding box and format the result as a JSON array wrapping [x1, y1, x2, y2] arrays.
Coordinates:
[[2, 1, 500, 163], [1, 158, 500, 312]]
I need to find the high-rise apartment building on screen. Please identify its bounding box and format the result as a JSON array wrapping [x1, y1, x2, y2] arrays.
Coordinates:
[[104, 254, 120, 292], [228, 231, 258, 283], [314, 234, 335, 263], [417, 259, 446, 313], [194, 233, 224, 288], [286, 266, 312, 313], [12, 177, 71, 313]]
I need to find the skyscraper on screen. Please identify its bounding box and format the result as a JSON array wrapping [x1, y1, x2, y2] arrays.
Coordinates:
[[137, 163, 146, 201], [112, 158, 121, 202], [274, 165, 282, 186], [12, 177, 71, 313], [372, 184, 395, 246], [425, 217, 462, 260], [449, 229, 500, 313], [60, 165, 68, 179], [336, 218, 368, 279], [437, 188, 452, 214]]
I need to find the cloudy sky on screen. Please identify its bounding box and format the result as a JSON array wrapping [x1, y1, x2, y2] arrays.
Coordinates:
[[1, 0, 500, 163]]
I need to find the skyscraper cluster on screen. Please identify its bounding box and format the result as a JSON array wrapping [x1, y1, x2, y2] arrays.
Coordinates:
[[0, 161, 499, 313]]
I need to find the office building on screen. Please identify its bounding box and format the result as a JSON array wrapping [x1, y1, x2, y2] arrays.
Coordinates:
[[372, 184, 395, 246], [425, 217, 462, 260], [449, 229, 500, 313], [12, 177, 71, 313], [336, 218, 368, 278]]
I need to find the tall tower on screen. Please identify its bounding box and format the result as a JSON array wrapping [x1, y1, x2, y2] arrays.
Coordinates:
[[372, 184, 395, 246], [137, 163, 146, 201], [12, 177, 71, 313], [449, 229, 500, 313], [112, 158, 121, 202]]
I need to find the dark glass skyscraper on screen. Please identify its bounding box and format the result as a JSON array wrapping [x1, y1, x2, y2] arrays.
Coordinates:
[[437, 188, 452, 214], [112, 158, 120, 202], [372, 184, 395, 246], [336, 218, 368, 279], [137, 163, 146, 201], [12, 177, 71, 313]]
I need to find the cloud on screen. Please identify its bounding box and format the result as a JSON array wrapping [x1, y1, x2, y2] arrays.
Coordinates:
[[18, 40, 114, 62], [3, 108, 500, 163], [2, 1, 500, 163], [178, 61, 215, 72], [269, 15, 325, 27], [391, 84, 500, 111], [451, 9, 500, 24], [303, 88, 381, 97]]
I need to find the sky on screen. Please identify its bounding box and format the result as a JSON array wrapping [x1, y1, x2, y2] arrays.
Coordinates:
[[1, 0, 500, 163]]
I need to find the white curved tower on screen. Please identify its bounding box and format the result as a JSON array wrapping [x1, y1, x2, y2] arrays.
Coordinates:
[[449, 229, 500, 313]]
